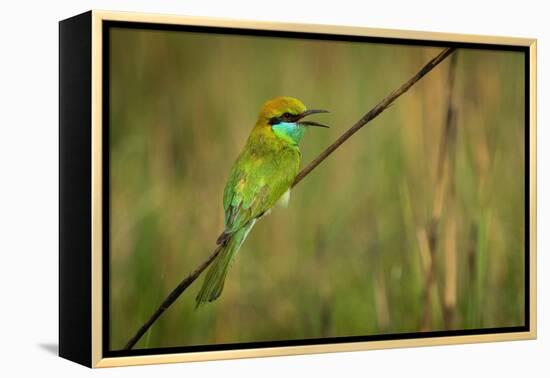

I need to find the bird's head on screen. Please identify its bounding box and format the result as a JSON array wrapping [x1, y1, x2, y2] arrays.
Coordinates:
[[257, 96, 329, 145]]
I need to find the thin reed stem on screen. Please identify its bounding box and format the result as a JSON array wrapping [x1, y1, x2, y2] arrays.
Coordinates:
[[420, 52, 458, 331]]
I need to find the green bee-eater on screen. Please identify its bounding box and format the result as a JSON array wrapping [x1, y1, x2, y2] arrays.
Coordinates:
[[195, 96, 329, 306]]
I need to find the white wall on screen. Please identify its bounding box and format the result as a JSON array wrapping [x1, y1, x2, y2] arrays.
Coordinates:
[[0, 0, 547, 376]]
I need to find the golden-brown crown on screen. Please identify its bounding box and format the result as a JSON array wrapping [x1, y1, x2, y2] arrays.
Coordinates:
[[258, 96, 307, 121]]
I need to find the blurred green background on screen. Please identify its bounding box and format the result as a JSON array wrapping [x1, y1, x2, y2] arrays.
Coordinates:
[[109, 27, 525, 350]]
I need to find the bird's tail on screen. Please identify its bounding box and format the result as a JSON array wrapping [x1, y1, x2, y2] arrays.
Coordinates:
[[195, 221, 255, 307]]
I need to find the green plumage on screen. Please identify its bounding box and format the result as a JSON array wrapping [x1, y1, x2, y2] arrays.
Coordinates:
[[223, 133, 301, 234], [195, 221, 255, 304], [195, 97, 328, 306]]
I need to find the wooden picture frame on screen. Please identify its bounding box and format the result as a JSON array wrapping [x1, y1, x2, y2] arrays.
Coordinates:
[[59, 10, 537, 368]]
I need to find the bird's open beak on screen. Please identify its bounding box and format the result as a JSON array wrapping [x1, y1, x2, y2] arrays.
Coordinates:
[[297, 109, 330, 128]]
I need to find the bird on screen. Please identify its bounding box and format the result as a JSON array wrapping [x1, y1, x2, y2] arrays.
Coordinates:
[[195, 96, 329, 306]]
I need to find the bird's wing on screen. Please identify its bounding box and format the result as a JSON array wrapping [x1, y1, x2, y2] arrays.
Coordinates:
[[222, 149, 298, 235], [222, 163, 270, 234]]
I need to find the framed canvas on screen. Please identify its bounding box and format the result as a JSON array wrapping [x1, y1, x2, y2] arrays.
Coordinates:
[[59, 10, 537, 368]]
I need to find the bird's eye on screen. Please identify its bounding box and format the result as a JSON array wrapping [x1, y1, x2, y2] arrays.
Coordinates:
[[283, 112, 292, 119]]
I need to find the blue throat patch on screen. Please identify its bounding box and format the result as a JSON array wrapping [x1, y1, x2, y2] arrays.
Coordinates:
[[272, 122, 305, 145]]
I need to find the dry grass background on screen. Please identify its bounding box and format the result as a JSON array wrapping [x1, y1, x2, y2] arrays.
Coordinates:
[[109, 27, 525, 350]]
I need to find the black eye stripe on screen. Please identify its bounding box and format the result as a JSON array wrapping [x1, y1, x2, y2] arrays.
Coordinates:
[[268, 112, 299, 125]]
